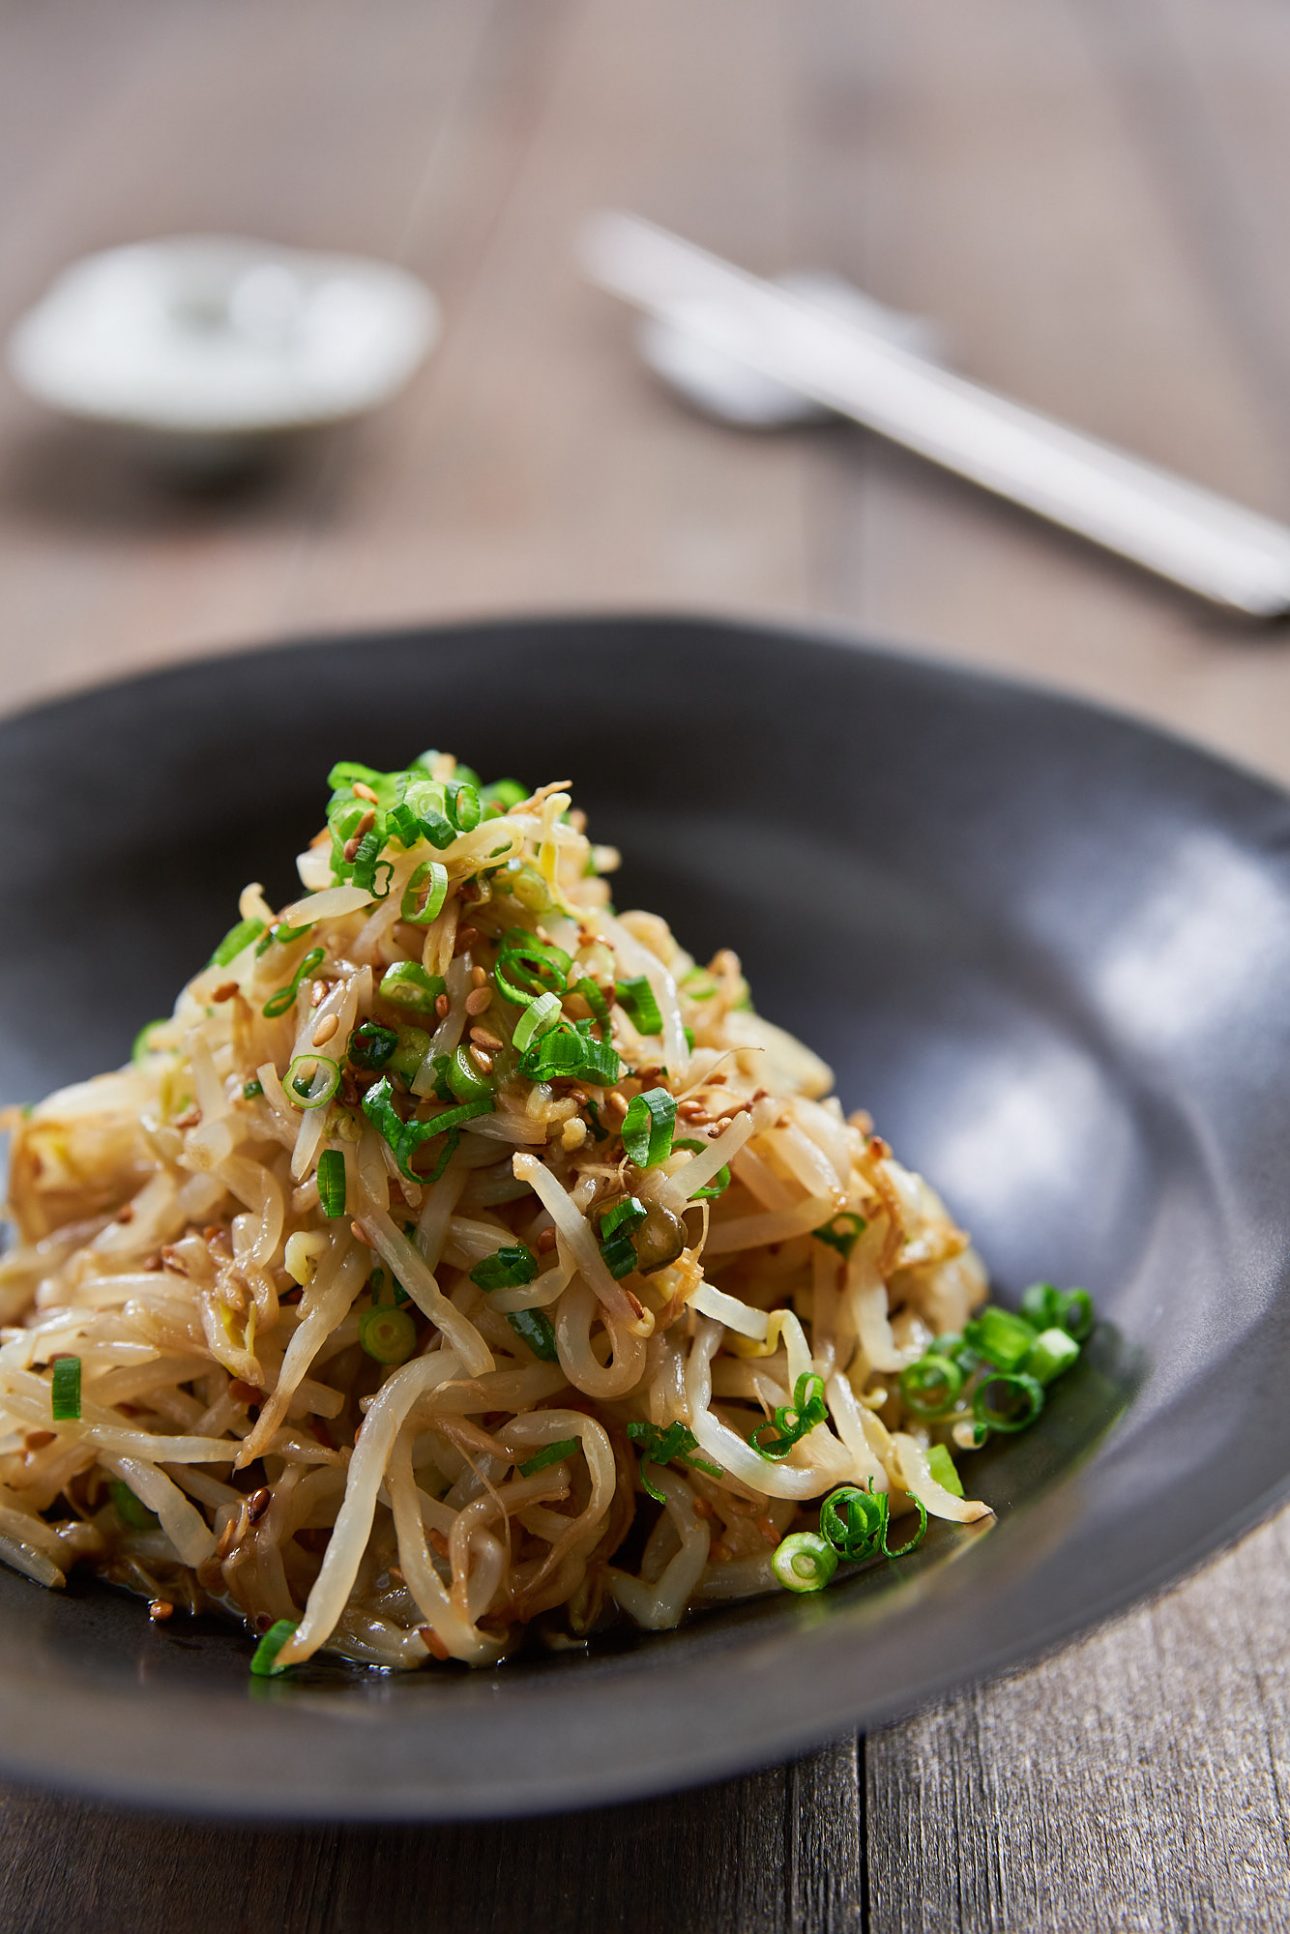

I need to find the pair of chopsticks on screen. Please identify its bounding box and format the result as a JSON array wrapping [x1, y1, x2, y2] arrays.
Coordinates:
[[580, 211, 1290, 621]]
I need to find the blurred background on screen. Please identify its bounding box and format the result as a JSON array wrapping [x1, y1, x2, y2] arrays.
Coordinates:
[[4, 0, 1290, 781]]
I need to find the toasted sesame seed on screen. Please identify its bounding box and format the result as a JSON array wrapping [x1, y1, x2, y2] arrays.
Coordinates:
[[342, 810, 376, 861], [435, 994, 451, 1020], [605, 1092, 629, 1119], [352, 781, 379, 804], [469, 1026, 504, 1051], [148, 1599, 174, 1622], [464, 987, 492, 1017], [350, 1219, 371, 1246], [25, 1430, 55, 1451], [679, 1100, 708, 1122], [536, 1226, 558, 1254], [455, 926, 481, 952], [246, 1486, 272, 1525], [470, 1046, 494, 1075], [311, 1013, 339, 1047], [211, 981, 239, 1003], [471, 964, 488, 988]]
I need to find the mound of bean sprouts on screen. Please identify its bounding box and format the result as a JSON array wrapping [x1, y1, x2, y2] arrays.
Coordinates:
[[0, 751, 1033, 1674]]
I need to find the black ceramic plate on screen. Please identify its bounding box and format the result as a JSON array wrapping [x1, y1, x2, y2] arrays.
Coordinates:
[[1, 614, 1288, 1820]]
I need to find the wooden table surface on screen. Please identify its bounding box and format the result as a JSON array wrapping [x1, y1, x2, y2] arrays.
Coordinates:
[[2, 3, 1288, 1928]]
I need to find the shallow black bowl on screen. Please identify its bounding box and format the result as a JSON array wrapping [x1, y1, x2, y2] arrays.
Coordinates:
[[1, 613, 1287, 1819]]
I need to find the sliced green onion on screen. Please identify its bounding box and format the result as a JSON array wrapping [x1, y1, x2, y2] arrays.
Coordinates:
[[925, 1444, 964, 1497], [109, 1479, 159, 1530], [599, 1195, 647, 1280], [625, 1419, 722, 1502], [505, 862, 552, 913], [386, 1026, 429, 1083], [898, 1353, 964, 1419], [350, 828, 390, 897], [250, 1618, 299, 1678], [672, 1138, 732, 1201], [360, 1075, 493, 1180], [494, 934, 572, 1006], [285, 1054, 341, 1111], [209, 916, 265, 967], [964, 1305, 1038, 1373], [973, 1371, 1045, 1434], [401, 859, 449, 926], [416, 805, 458, 850], [242, 1078, 264, 1100], [469, 1242, 539, 1291], [444, 778, 481, 832], [316, 1148, 347, 1219], [621, 1087, 677, 1169], [519, 1438, 578, 1476], [507, 1308, 558, 1361], [819, 1482, 885, 1560], [512, 990, 562, 1054], [359, 1304, 418, 1365], [446, 1043, 492, 1103], [378, 963, 446, 1013], [772, 1531, 838, 1594], [813, 1212, 867, 1259], [385, 801, 422, 848], [518, 1019, 620, 1087], [256, 919, 314, 957], [881, 1494, 929, 1558], [50, 1356, 81, 1422], [1021, 1282, 1095, 1343], [572, 977, 611, 1027], [263, 947, 325, 1019], [348, 1020, 398, 1070], [1027, 1326, 1081, 1385], [616, 975, 663, 1035], [750, 1371, 828, 1461]]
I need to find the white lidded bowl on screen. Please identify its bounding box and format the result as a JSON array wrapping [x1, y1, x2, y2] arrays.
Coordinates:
[[6, 235, 437, 449]]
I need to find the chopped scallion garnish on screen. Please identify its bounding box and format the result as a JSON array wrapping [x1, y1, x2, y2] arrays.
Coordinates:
[[972, 1371, 1045, 1435], [209, 916, 265, 967], [263, 947, 325, 1019], [749, 1371, 828, 1461], [625, 1419, 721, 1502], [506, 1308, 558, 1361], [771, 1531, 838, 1594], [378, 963, 446, 1014], [898, 1352, 964, 1419], [813, 1212, 866, 1259], [963, 1305, 1038, 1374], [512, 990, 562, 1054], [925, 1444, 964, 1497], [621, 1087, 676, 1169], [285, 1054, 341, 1111], [616, 975, 663, 1035], [469, 1243, 539, 1291], [401, 859, 449, 927], [347, 1020, 398, 1070], [1026, 1327, 1081, 1385], [316, 1148, 347, 1219], [518, 1438, 578, 1476], [359, 1304, 417, 1365], [250, 1618, 299, 1678], [1020, 1282, 1095, 1342], [50, 1356, 81, 1422]]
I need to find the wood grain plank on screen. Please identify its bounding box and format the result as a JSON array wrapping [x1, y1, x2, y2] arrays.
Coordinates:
[[867, 1511, 1290, 1934], [0, 1742, 862, 1934]]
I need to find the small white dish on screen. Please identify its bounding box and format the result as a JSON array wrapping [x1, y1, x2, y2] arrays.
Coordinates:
[[6, 235, 437, 458]]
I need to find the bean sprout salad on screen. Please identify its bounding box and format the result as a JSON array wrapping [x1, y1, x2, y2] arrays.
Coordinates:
[[0, 754, 1094, 1673]]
